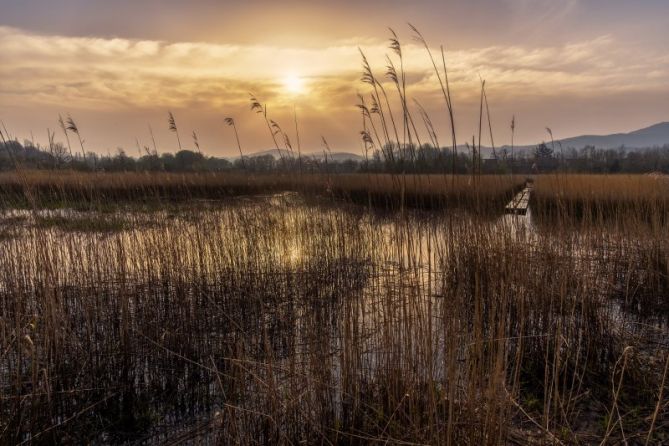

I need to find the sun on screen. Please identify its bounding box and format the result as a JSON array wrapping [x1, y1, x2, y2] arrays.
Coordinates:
[[282, 74, 306, 95]]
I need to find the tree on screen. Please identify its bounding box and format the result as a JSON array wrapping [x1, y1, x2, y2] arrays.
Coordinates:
[[534, 142, 553, 159], [51, 142, 70, 167], [174, 150, 205, 171]]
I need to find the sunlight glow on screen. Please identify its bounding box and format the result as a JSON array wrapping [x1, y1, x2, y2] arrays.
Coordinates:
[[282, 74, 306, 95]]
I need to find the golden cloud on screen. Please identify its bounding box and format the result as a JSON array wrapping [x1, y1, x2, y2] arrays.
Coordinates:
[[1, 25, 667, 153]]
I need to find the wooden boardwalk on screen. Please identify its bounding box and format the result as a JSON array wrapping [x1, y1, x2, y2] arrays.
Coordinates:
[[505, 184, 532, 215]]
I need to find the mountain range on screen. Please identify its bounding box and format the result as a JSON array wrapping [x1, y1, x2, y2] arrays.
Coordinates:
[[236, 122, 669, 161], [489, 122, 669, 157]]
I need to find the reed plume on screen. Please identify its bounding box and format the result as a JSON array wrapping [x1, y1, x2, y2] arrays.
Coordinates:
[[168, 111, 182, 151], [225, 117, 245, 168], [192, 130, 201, 154], [58, 114, 74, 159], [65, 114, 87, 163]]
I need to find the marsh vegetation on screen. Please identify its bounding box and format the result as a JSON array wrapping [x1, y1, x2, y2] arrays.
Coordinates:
[[1, 24, 668, 446], [0, 173, 667, 445]]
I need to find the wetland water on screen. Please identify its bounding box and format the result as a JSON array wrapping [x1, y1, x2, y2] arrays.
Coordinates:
[[1, 195, 667, 443]]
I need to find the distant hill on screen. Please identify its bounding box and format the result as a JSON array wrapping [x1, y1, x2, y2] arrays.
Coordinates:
[[490, 122, 669, 157], [551, 122, 669, 150], [237, 123, 669, 161], [237, 148, 364, 162]]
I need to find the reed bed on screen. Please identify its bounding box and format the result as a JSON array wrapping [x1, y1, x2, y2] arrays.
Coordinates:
[[1, 191, 667, 444], [532, 174, 669, 226], [1, 23, 667, 446], [0, 170, 523, 212]]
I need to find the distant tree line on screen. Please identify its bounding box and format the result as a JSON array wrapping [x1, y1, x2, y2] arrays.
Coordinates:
[[1, 138, 669, 174]]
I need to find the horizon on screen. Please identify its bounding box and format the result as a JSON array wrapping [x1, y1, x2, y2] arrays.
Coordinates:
[[1, 0, 668, 156]]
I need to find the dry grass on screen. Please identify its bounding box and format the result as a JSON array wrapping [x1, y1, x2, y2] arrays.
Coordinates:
[[1, 23, 667, 446], [532, 174, 669, 227], [0, 170, 524, 211], [0, 186, 667, 444]]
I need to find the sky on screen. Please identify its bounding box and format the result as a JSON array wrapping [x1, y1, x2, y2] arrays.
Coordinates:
[[1, 0, 668, 156]]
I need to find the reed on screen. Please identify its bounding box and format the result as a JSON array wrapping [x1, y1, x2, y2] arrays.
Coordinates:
[[0, 170, 523, 212], [168, 111, 182, 152], [0, 188, 666, 444], [532, 173, 669, 226], [64, 115, 86, 163], [1, 24, 667, 446]]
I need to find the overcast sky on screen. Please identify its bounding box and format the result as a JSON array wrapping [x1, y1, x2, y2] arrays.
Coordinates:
[[1, 0, 668, 155]]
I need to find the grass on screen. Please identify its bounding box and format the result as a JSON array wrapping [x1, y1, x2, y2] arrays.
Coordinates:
[[532, 174, 669, 227], [0, 186, 667, 444], [1, 24, 668, 445], [0, 170, 524, 212]]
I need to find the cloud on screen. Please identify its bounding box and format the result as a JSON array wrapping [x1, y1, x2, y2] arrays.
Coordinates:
[[1, 25, 667, 152]]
